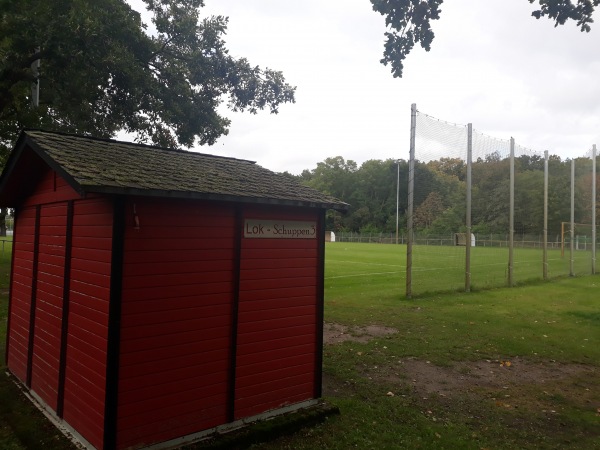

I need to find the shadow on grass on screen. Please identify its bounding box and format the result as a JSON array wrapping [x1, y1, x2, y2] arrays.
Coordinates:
[[0, 371, 77, 450]]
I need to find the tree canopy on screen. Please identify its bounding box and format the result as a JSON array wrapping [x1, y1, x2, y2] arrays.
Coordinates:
[[298, 153, 599, 238], [0, 0, 296, 161], [370, 0, 600, 77]]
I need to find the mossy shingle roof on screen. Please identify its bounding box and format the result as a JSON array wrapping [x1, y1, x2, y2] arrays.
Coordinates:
[[0, 130, 348, 209]]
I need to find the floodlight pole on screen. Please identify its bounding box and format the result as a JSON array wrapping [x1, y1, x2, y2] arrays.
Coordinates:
[[31, 48, 40, 107]]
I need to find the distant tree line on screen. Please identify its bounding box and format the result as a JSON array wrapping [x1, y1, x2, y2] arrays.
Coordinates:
[[292, 154, 599, 237]]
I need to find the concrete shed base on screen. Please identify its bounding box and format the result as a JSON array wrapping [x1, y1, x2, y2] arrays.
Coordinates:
[[183, 400, 340, 450]]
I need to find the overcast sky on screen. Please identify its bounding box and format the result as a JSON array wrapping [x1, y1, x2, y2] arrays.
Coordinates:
[[129, 0, 600, 173]]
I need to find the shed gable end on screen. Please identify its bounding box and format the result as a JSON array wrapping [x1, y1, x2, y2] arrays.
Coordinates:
[[22, 166, 81, 207]]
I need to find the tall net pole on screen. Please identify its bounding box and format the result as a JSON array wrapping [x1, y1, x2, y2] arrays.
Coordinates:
[[396, 161, 400, 245], [406, 103, 416, 298], [592, 145, 597, 275], [570, 159, 575, 276], [508, 137, 515, 287], [543, 150, 549, 280], [465, 124, 472, 292]]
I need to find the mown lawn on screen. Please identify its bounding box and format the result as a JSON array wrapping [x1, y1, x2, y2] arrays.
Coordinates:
[[327, 241, 594, 297]]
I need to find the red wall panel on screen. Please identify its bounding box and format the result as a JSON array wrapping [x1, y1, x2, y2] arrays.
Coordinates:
[[62, 198, 113, 450], [235, 207, 319, 420], [117, 198, 235, 449], [7, 206, 37, 382], [8, 175, 111, 450]]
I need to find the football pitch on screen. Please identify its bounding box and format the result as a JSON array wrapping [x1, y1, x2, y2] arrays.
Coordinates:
[[325, 242, 594, 297]]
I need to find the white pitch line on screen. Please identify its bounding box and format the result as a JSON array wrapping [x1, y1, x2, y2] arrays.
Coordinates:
[[328, 255, 571, 278], [328, 259, 404, 268], [325, 271, 400, 279]]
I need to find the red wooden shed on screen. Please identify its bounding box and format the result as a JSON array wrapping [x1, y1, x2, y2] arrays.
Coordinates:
[[0, 130, 346, 450]]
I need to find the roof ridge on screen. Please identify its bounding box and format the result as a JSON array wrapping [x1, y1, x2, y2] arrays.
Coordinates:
[[23, 129, 257, 165]]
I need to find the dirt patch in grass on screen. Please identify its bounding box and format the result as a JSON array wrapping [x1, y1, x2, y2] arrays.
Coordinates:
[[383, 358, 600, 446], [323, 323, 600, 447], [323, 323, 597, 407], [323, 322, 398, 345], [394, 357, 598, 398]]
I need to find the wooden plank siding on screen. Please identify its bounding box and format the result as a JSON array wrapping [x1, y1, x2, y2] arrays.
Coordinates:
[[30, 203, 68, 411], [9, 183, 323, 449], [7, 169, 111, 450], [6, 206, 37, 382], [7, 166, 79, 383], [116, 198, 235, 449], [235, 207, 319, 420], [61, 198, 113, 450]]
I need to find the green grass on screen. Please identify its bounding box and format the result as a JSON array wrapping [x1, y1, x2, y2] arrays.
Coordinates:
[[327, 242, 595, 296], [324, 243, 598, 360], [1, 240, 599, 449]]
